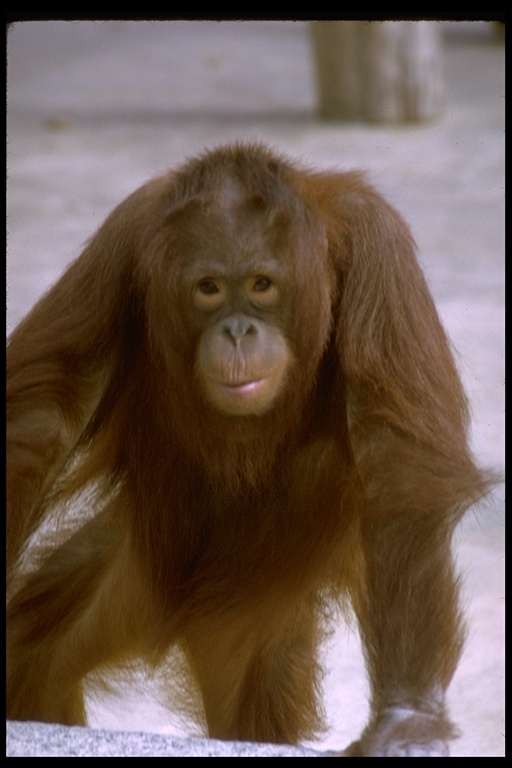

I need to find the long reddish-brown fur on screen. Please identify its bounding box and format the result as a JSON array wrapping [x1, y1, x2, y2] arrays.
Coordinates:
[[7, 143, 493, 755]]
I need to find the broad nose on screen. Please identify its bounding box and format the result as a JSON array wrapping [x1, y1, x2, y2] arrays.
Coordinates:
[[222, 315, 257, 344]]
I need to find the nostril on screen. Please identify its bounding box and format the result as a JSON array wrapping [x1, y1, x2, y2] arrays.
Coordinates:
[[223, 317, 256, 342]]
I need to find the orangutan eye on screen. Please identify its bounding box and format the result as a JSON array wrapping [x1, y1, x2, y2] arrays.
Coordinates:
[[253, 277, 272, 292], [198, 280, 220, 295]]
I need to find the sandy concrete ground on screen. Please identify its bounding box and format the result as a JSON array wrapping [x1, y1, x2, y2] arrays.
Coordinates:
[[6, 21, 504, 757]]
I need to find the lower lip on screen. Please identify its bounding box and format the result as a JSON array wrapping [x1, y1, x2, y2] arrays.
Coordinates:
[[221, 379, 266, 394]]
